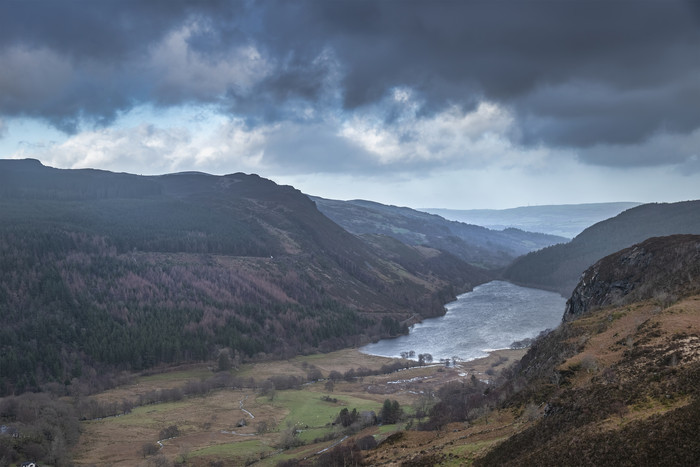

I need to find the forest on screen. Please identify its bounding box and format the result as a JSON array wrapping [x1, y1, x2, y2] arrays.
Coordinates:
[[0, 160, 487, 396]]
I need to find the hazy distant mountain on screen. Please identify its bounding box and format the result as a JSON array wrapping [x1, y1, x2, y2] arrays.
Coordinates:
[[423, 202, 641, 238], [0, 159, 487, 395], [503, 200, 700, 296], [310, 197, 567, 270]]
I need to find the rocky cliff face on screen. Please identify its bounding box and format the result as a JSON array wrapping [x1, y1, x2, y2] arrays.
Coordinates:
[[564, 234, 700, 321]]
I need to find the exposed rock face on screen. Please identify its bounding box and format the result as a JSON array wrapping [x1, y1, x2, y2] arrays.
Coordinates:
[[564, 234, 700, 321]]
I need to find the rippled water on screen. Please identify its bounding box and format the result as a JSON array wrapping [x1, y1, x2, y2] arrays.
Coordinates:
[[360, 280, 566, 362]]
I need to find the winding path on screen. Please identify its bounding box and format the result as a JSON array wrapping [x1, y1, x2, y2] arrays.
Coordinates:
[[240, 394, 255, 419], [219, 395, 256, 436], [316, 435, 349, 455]]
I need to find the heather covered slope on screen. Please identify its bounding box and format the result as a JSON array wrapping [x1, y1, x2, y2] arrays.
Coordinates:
[[503, 200, 700, 296], [356, 235, 700, 466], [311, 196, 566, 269], [0, 159, 487, 395], [476, 235, 700, 466]]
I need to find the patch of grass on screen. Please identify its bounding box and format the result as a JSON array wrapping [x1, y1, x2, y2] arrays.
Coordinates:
[[376, 423, 401, 434], [264, 446, 326, 467], [447, 438, 504, 456], [138, 367, 212, 384], [441, 438, 506, 466], [191, 439, 273, 457], [230, 363, 257, 379], [108, 400, 191, 427], [298, 426, 337, 443], [270, 390, 380, 430]]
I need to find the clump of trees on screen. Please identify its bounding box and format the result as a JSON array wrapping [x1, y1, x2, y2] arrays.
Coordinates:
[[0, 392, 79, 466], [380, 399, 403, 424], [418, 377, 496, 431], [399, 350, 434, 366], [336, 408, 360, 428]]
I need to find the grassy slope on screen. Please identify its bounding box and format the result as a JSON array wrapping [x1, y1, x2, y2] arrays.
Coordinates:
[[475, 295, 700, 466], [360, 294, 700, 467], [363, 236, 700, 466]]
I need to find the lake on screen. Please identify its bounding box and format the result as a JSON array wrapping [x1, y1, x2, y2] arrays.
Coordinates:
[[360, 280, 566, 362]]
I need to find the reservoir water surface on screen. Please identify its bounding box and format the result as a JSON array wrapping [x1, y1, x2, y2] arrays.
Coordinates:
[[360, 280, 566, 362]]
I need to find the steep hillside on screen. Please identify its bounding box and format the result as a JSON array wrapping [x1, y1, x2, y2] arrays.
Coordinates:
[[425, 202, 640, 238], [0, 159, 487, 395], [564, 234, 700, 321], [311, 197, 565, 269], [361, 235, 700, 466], [503, 201, 700, 296], [476, 234, 700, 466]]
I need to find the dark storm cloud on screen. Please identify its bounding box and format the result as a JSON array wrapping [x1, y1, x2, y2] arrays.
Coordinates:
[[0, 0, 217, 59], [223, 52, 339, 125], [1, 0, 699, 166], [275, 0, 700, 151], [0, 0, 252, 131]]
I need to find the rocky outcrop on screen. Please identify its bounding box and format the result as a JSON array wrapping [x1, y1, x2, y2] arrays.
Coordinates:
[[564, 234, 700, 321]]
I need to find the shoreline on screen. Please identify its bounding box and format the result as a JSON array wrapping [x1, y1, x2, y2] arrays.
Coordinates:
[[352, 346, 528, 377], [458, 347, 528, 376]]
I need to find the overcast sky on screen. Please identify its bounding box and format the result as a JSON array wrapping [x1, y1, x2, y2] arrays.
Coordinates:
[[1, 0, 700, 209]]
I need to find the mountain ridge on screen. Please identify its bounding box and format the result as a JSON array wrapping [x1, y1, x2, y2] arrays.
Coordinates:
[[0, 159, 487, 395], [503, 200, 700, 296], [311, 196, 566, 270], [423, 202, 641, 238]]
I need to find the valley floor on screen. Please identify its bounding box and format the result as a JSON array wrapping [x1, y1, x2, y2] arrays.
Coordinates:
[[72, 348, 526, 466]]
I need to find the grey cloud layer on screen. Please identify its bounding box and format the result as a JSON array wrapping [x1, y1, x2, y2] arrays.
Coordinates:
[[1, 0, 699, 168]]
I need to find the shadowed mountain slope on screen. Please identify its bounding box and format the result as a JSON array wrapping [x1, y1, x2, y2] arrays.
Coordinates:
[[0, 159, 487, 395], [311, 196, 566, 270], [503, 200, 700, 296]]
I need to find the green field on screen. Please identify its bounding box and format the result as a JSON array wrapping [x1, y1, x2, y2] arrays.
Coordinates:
[[73, 348, 493, 466], [191, 439, 275, 459], [272, 389, 381, 430]]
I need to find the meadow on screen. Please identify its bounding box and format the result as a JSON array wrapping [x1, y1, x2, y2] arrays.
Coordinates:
[[72, 348, 522, 466]]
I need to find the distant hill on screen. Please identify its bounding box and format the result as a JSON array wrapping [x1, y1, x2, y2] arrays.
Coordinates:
[[502, 201, 700, 296], [311, 197, 566, 270], [0, 159, 487, 395], [423, 202, 641, 238]]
